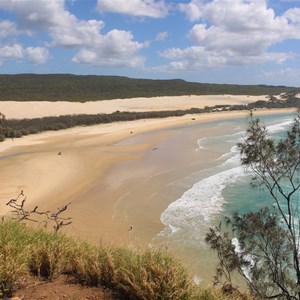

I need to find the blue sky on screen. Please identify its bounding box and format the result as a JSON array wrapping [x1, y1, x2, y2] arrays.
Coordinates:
[[0, 0, 300, 86]]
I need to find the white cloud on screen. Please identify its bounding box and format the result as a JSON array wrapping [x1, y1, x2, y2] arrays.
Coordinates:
[[160, 0, 300, 71], [0, 0, 69, 31], [0, 43, 49, 65], [261, 68, 299, 77], [0, 20, 18, 37], [0, 0, 147, 68], [178, 0, 203, 22], [159, 46, 229, 71], [159, 46, 293, 72], [257, 68, 300, 86], [73, 29, 146, 67], [97, 0, 169, 18], [284, 7, 300, 24], [155, 31, 168, 41], [49, 19, 106, 48], [25, 47, 49, 64], [0, 0, 102, 47], [0, 44, 23, 63]]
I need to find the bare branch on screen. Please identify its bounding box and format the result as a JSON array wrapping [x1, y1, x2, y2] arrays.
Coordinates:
[[6, 192, 72, 233]]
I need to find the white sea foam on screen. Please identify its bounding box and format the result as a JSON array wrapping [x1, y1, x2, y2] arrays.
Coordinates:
[[196, 137, 208, 150], [217, 151, 232, 161], [157, 113, 294, 247], [232, 238, 254, 282], [158, 132, 246, 244], [266, 118, 293, 134], [216, 144, 240, 161], [169, 224, 179, 233], [159, 164, 245, 242], [199, 131, 244, 156], [222, 147, 240, 166]]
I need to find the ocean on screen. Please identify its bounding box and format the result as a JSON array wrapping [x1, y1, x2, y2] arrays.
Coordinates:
[[151, 111, 297, 283]]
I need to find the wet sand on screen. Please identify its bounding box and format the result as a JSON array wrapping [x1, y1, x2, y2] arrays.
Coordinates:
[[0, 108, 293, 239]]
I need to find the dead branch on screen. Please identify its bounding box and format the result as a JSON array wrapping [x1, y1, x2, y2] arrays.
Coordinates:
[[6, 192, 49, 222], [6, 191, 72, 233], [48, 202, 72, 233]]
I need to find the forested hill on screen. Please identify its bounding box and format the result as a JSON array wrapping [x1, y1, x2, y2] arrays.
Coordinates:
[[0, 74, 298, 102]]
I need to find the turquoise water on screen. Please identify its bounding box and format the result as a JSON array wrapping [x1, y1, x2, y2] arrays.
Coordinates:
[[222, 112, 299, 218], [157, 112, 295, 239], [222, 177, 273, 217], [153, 112, 297, 280]]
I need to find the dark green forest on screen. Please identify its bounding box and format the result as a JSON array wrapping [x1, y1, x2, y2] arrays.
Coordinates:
[[0, 74, 298, 102]]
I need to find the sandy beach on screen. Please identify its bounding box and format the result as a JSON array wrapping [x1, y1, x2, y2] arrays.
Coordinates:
[[0, 95, 296, 281], [0, 110, 257, 241]]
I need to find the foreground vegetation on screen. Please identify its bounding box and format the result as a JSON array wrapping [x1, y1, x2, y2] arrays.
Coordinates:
[[0, 74, 298, 102], [0, 221, 251, 299]]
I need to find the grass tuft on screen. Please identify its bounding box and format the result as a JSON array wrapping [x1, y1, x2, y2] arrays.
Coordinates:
[[29, 233, 74, 280], [0, 242, 28, 297], [0, 221, 253, 299], [114, 249, 191, 300], [71, 242, 105, 286]]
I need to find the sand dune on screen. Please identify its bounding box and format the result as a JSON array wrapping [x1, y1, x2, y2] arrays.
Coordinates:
[[0, 94, 266, 119]]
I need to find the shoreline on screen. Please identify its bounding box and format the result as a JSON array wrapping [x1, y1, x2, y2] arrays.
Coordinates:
[[0, 107, 295, 232], [0, 107, 295, 154], [0, 106, 297, 281]]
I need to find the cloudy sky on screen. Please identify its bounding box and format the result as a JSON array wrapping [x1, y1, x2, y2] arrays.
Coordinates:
[[0, 0, 300, 86]]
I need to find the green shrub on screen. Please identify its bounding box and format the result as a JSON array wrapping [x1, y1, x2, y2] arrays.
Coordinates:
[[0, 221, 233, 299], [0, 221, 33, 250], [0, 242, 28, 297], [0, 222, 33, 296], [71, 242, 105, 286], [114, 249, 191, 300], [28, 233, 74, 280]]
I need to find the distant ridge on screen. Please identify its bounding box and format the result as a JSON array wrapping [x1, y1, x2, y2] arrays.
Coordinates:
[[0, 74, 298, 102]]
